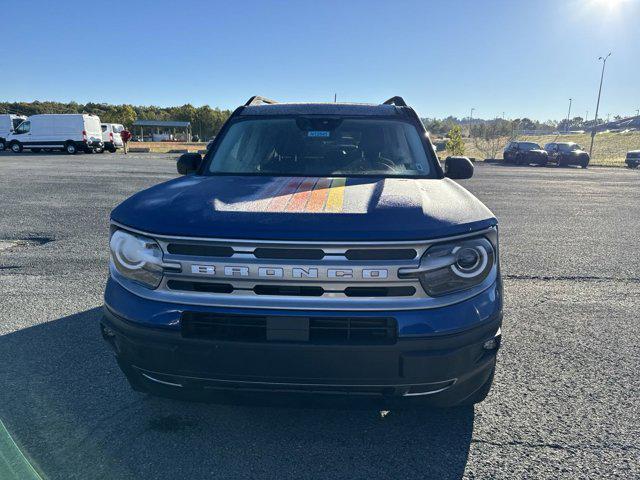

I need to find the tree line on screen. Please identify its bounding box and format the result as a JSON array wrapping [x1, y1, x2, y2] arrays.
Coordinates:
[[0, 101, 232, 140]]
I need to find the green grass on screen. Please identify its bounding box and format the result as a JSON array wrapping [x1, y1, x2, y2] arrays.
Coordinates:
[[439, 131, 640, 167]]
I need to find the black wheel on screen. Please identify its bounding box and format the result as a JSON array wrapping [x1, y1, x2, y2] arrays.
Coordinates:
[[108, 147, 117, 153], [31, 148, 41, 153], [580, 157, 589, 169], [94, 146, 104, 154], [10, 141, 23, 153], [458, 368, 495, 406], [0, 140, 5, 151], [65, 142, 77, 155]]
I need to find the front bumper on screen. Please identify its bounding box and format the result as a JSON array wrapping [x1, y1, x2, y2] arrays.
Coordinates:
[[626, 158, 640, 168], [101, 278, 502, 406]]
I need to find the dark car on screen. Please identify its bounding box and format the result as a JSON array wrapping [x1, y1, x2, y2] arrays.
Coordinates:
[[544, 142, 590, 168], [625, 150, 640, 169], [503, 141, 548, 166], [101, 95, 502, 408]]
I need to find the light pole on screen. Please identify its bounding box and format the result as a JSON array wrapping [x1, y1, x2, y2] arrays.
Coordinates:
[[469, 108, 475, 137], [565, 98, 572, 133], [589, 52, 611, 157]]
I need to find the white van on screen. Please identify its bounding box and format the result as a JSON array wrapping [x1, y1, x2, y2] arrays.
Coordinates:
[[0, 114, 27, 151], [5, 114, 104, 154], [100, 123, 125, 153]]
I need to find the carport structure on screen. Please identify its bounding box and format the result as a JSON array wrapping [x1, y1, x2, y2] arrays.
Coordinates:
[[132, 120, 191, 142]]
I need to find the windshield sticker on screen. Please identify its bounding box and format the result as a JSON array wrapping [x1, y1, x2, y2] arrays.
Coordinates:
[[307, 131, 330, 138]]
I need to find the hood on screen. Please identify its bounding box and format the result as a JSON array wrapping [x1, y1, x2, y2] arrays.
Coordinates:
[[528, 149, 547, 155], [111, 175, 496, 241], [574, 150, 589, 156]]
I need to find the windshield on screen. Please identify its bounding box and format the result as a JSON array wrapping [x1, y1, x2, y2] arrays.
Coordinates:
[[519, 142, 541, 150], [559, 143, 581, 152], [206, 117, 434, 177]]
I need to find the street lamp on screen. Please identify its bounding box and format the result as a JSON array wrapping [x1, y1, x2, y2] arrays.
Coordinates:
[[565, 98, 572, 133], [589, 52, 612, 158]]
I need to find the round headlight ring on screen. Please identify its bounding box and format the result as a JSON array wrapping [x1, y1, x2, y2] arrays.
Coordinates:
[[451, 245, 488, 278], [112, 233, 146, 270]]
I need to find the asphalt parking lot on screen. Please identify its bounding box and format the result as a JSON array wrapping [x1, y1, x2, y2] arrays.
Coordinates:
[[0, 152, 639, 479]]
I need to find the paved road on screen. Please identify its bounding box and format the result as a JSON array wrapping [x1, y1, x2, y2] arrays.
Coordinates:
[[0, 152, 638, 479]]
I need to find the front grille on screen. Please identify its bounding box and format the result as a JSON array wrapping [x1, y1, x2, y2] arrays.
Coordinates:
[[167, 280, 234, 293], [164, 242, 417, 262], [254, 248, 325, 260], [181, 312, 397, 344], [254, 285, 324, 296], [150, 234, 439, 309], [344, 286, 416, 297], [344, 249, 417, 260], [167, 243, 234, 257], [167, 281, 415, 298], [309, 317, 396, 343]]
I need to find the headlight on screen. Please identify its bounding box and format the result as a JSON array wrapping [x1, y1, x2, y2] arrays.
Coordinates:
[[110, 229, 164, 288], [399, 232, 497, 297]]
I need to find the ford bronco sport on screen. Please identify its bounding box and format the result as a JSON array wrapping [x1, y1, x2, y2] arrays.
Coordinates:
[[101, 96, 503, 407]]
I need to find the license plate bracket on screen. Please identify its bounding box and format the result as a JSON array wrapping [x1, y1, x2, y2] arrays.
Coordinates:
[[266, 316, 310, 342]]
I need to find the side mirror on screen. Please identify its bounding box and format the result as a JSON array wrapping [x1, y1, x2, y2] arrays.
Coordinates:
[[177, 153, 202, 175], [444, 156, 474, 179]]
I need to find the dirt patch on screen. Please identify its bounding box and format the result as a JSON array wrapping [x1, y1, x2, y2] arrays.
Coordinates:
[[0, 236, 54, 252]]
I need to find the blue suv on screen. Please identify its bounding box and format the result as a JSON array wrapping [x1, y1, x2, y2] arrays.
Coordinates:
[[101, 96, 502, 407]]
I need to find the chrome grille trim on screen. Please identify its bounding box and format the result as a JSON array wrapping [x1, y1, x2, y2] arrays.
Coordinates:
[[109, 221, 497, 311]]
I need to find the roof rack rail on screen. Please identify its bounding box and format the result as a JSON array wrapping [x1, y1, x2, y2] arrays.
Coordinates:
[[244, 96, 278, 107], [382, 96, 407, 107]]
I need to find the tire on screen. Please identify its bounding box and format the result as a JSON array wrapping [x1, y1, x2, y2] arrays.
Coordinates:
[[31, 148, 41, 153], [10, 142, 23, 153], [108, 147, 117, 153], [94, 146, 104, 154], [65, 142, 77, 155], [580, 156, 589, 169], [457, 368, 495, 406], [0, 140, 5, 151]]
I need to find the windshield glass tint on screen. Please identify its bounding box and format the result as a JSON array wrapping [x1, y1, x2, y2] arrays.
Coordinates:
[[207, 117, 433, 177], [520, 142, 540, 150], [559, 143, 580, 152]]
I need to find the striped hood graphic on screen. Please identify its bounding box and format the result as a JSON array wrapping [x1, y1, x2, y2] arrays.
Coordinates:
[[216, 177, 348, 213], [112, 174, 496, 241]]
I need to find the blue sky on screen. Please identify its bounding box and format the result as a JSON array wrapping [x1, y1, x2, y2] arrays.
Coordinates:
[[2, 0, 638, 121]]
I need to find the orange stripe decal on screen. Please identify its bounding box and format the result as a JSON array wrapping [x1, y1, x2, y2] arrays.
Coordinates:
[[248, 177, 290, 211], [305, 178, 332, 212], [266, 177, 304, 212], [286, 177, 317, 212]]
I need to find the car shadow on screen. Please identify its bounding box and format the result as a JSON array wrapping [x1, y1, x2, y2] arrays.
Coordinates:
[[0, 308, 474, 480]]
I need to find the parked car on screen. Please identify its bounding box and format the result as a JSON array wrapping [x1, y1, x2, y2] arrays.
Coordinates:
[[100, 123, 125, 153], [503, 141, 548, 165], [0, 114, 27, 151], [544, 142, 590, 168], [101, 95, 503, 408], [625, 150, 640, 169], [5, 114, 104, 154]]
